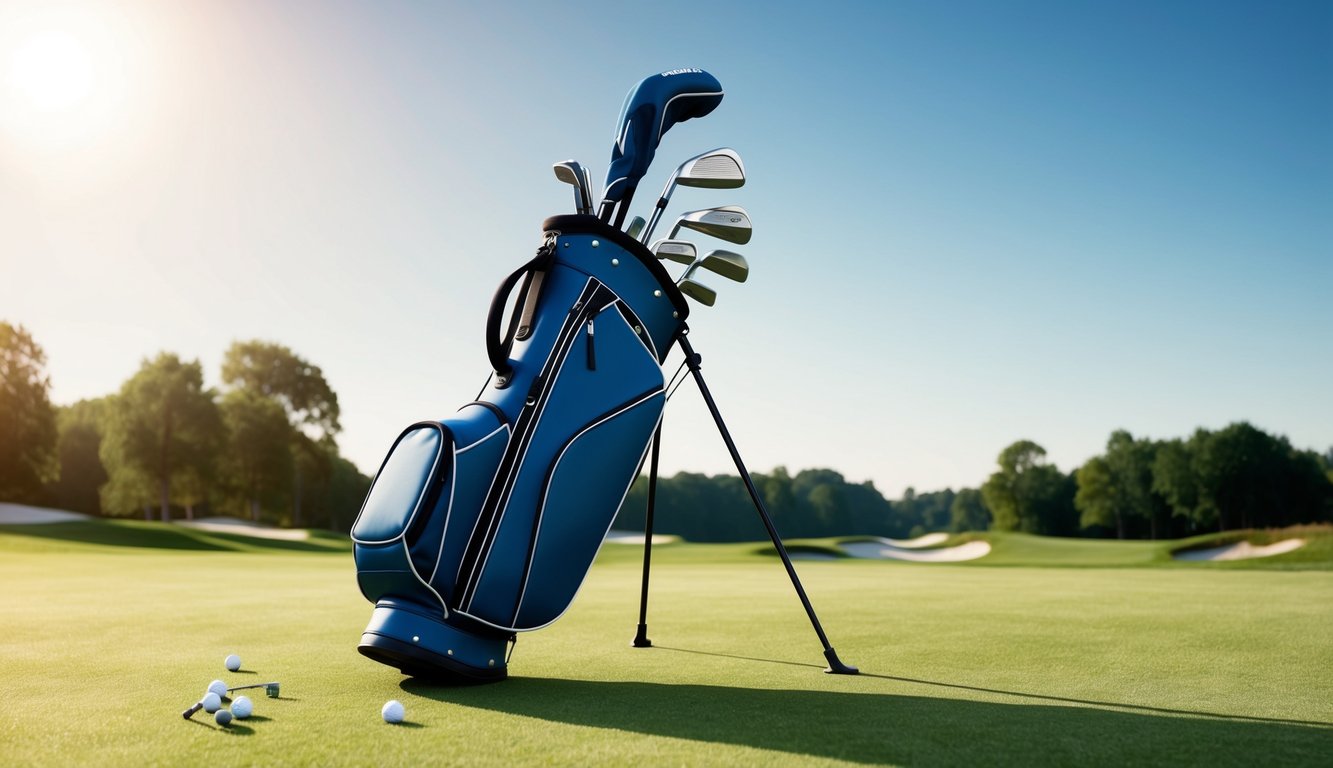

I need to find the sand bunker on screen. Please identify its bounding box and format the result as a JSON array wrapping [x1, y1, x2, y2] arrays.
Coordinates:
[[1173, 539, 1305, 562], [177, 517, 311, 541], [604, 530, 680, 545], [879, 533, 950, 549], [0, 503, 90, 524], [841, 539, 992, 562]]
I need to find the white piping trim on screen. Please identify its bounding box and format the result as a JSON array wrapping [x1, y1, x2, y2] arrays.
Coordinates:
[[463, 287, 617, 610], [401, 536, 450, 618], [655, 90, 723, 142], [428, 423, 510, 585], [350, 425, 445, 546], [511, 389, 664, 625]]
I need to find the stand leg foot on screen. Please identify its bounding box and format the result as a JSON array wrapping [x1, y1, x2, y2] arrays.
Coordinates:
[[632, 624, 652, 648], [823, 648, 858, 675]]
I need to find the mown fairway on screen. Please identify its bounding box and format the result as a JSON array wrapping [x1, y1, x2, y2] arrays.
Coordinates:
[[1, 521, 1330, 766]]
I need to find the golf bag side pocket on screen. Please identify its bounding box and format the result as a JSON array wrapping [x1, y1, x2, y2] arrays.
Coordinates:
[[352, 405, 507, 615]]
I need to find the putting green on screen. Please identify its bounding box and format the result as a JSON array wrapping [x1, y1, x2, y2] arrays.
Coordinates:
[[1, 520, 1330, 766]]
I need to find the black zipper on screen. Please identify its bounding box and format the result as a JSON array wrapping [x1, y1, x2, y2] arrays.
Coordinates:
[[455, 280, 616, 611], [585, 310, 600, 371]]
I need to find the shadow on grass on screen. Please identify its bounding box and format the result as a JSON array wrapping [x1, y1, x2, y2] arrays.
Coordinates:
[[402, 677, 1332, 766], [0, 520, 350, 554], [654, 645, 1333, 728]]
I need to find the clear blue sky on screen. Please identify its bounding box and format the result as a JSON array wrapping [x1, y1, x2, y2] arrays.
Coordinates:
[[2, 0, 1329, 497]]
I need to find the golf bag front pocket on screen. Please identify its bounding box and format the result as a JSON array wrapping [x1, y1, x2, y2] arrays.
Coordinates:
[[352, 404, 508, 614]]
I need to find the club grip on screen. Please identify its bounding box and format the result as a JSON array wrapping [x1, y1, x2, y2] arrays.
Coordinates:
[[182, 702, 203, 719]]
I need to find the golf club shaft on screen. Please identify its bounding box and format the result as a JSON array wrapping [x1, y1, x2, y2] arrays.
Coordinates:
[[641, 199, 669, 242]]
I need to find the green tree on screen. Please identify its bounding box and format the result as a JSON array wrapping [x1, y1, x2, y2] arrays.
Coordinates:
[[1152, 436, 1200, 529], [1195, 423, 1287, 531], [982, 440, 1076, 535], [222, 340, 342, 524], [49, 399, 109, 515], [222, 340, 341, 438], [100, 354, 222, 521], [0, 322, 58, 502], [219, 389, 294, 522], [1075, 456, 1118, 535], [949, 488, 990, 532]]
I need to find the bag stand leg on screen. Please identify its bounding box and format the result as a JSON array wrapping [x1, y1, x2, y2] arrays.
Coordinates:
[[632, 425, 662, 648], [675, 334, 858, 675]]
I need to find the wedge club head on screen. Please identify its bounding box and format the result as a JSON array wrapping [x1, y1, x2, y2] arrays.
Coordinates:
[[678, 278, 717, 307], [681, 249, 749, 284], [650, 239, 697, 265], [641, 147, 746, 241], [668, 206, 752, 245], [698, 249, 749, 282], [553, 160, 593, 215]]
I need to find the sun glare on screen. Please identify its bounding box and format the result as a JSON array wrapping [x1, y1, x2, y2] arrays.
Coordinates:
[[0, 3, 154, 160], [8, 31, 96, 112]]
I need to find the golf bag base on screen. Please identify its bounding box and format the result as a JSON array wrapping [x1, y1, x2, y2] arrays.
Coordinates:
[[357, 600, 509, 684]]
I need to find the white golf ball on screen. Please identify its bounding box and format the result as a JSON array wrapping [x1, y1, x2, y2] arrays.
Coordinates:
[[201, 692, 222, 713], [224, 654, 241, 672], [215, 709, 233, 727], [231, 695, 253, 719], [381, 700, 405, 724], [207, 680, 228, 699]]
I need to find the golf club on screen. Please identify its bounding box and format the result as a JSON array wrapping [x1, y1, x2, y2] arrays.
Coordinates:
[[599, 69, 724, 227], [626, 216, 646, 240], [579, 166, 595, 214], [649, 239, 696, 265], [678, 278, 717, 306], [227, 682, 281, 698], [640, 148, 745, 242], [667, 206, 752, 245], [553, 160, 593, 215], [679, 249, 749, 284]]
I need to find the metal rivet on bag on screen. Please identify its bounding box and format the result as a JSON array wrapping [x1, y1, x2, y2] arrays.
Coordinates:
[[488, 659, 496, 667], [591, 240, 600, 248], [447, 649, 454, 656], [672, 311, 679, 318], [412, 636, 420, 643], [653, 290, 662, 297], [563, 242, 570, 248], [611, 258, 620, 267], [525, 396, 536, 406], [634, 325, 643, 334]]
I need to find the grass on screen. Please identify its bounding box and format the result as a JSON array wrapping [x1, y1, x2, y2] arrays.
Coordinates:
[[1, 518, 1331, 766]]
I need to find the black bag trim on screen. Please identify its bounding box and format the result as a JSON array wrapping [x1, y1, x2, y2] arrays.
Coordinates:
[[541, 214, 690, 320], [455, 278, 614, 608]]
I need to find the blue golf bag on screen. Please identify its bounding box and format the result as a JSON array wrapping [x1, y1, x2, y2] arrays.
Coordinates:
[[351, 215, 689, 683]]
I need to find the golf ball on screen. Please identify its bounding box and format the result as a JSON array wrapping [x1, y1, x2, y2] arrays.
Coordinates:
[[231, 696, 253, 719], [225, 654, 241, 672], [382, 700, 405, 724], [215, 709, 233, 727], [201, 692, 222, 714], [207, 680, 228, 699]]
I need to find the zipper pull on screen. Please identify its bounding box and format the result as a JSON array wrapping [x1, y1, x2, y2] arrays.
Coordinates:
[[585, 318, 596, 370]]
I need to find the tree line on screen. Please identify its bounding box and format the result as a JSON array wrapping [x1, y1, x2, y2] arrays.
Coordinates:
[[613, 426, 1332, 542], [5, 320, 1330, 539], [1, 322, 369, 530]]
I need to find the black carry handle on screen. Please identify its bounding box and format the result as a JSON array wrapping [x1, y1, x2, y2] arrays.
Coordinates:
[[486, 234, 557, 387]]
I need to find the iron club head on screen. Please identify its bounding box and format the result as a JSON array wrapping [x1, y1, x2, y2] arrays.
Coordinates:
[[640, 148, 746, 241], [650, 239, 697, 265], [678, 278, 717, 307], [667, 206, 752, 245], [553, 160, 593, 214]]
